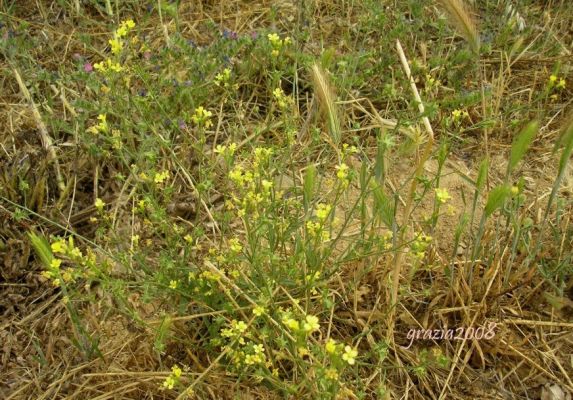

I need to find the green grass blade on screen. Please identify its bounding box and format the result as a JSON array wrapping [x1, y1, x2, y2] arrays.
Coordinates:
[[508, 121, 538, 174]]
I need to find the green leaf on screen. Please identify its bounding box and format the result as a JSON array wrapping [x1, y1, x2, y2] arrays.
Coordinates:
[[28, 231, 53, 269], [476, 157, 488, 192], [372, 184, 395, 228], [556, 119, 573, 176], [303, 165, 316, 210], [508, 121, 538, 173], [484, 184, 511, 217]]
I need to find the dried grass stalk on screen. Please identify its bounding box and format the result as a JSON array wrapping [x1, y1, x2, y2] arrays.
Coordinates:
[[437, 0, 480, 54], [310, 63, 341, 144]]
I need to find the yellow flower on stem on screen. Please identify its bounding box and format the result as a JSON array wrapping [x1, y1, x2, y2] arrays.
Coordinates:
[[434, 188, 452, 204], [108, 38, 123, 55], [95, 198, 105, 211], [342, 345, 358, 365], [303, 315, 320, 333], [325, 338, 337, 354]]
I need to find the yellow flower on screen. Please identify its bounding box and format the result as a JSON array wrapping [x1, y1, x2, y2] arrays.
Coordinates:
[[169, 280, 178, 289], [229, 238, 243, 253], [434, 188, 452, 204], [171, 365, 182, 378], [342, 345, 358, 365], [192, 106, 213, 128], [116, 26, 128, 37], [123, 19, 135, 29], [549, 74, 557, 83], [335, 163, 349, 181], [109, 37, 123, 54], [95, 198, 105, 211], [315, 203, 332, 221], [557, 78, 566, 89], [51, 240, 65, 254], [284, 318, 300, 331], [325, 338, 337, 354], [50, 258, 62, 269], [253, 306, 266, 317], [94, 58, 124, 73], [214, 68, 232, 87], [214, 144, 227, 154], [163, 376, 175, 389], [62, 271, 73, 283], [325, 368, 339, 380], [511, 186, 519, 196], [267, 33, 280, 44], [154, 170, 170, 184], [253, 344, 264, 354], [303, 315, 320, 333], [298, 347, 310, 357]]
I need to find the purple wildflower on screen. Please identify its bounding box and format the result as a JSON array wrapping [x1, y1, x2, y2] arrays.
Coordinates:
[[223, 29, 238, 40], [84, 63, 93, 72]]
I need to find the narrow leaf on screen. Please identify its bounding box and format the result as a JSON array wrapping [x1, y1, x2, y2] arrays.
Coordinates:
[[373, 184, 395, 228], [28, 231, 53, 268], [476, 157, 488, 192], [508, 120, 538, 173], [303, 165, 316, 210], [484, 184, 511, 217]]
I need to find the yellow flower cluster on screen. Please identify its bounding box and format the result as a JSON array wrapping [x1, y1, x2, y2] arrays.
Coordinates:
[[315, 203, 332, 221], [267, 33, 291, 57], [44, 237, 97, 287], [335, 163, 350, 184], [94, 58, 124, 73], [434, 188, 452, 204], [93, 20, 134, 74], [324, 338, 358, 365], [162, 365, 182, 390], [108, 19, 135, 55], [87, 114, 109, 135], [214, 143, 237, 158], [220, 320, 267, 367], [281, 312, 321, 335], [410, 232, 432, 259], [228, 238, 243, 254], [116, 19, 136, 38], [228, 147, 275, 218], [153, 170, 170, 185], [451, 109, 469, 122], [306, 220, 330, 242], [94, 197, 105, 211], [273, 86, 293, 109], [549, 74, 566, 90], [214, 68, 232, 87], [378, 231, 393, 250], [307, 203, 335, 243], [191, 106, 213, 128]]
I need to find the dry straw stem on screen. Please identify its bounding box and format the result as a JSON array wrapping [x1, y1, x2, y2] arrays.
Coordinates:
[[310, 63, 341, 145], [437, 0, 480, 54], [387, 40, 435, 341], [12, 68, 66, 196]]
